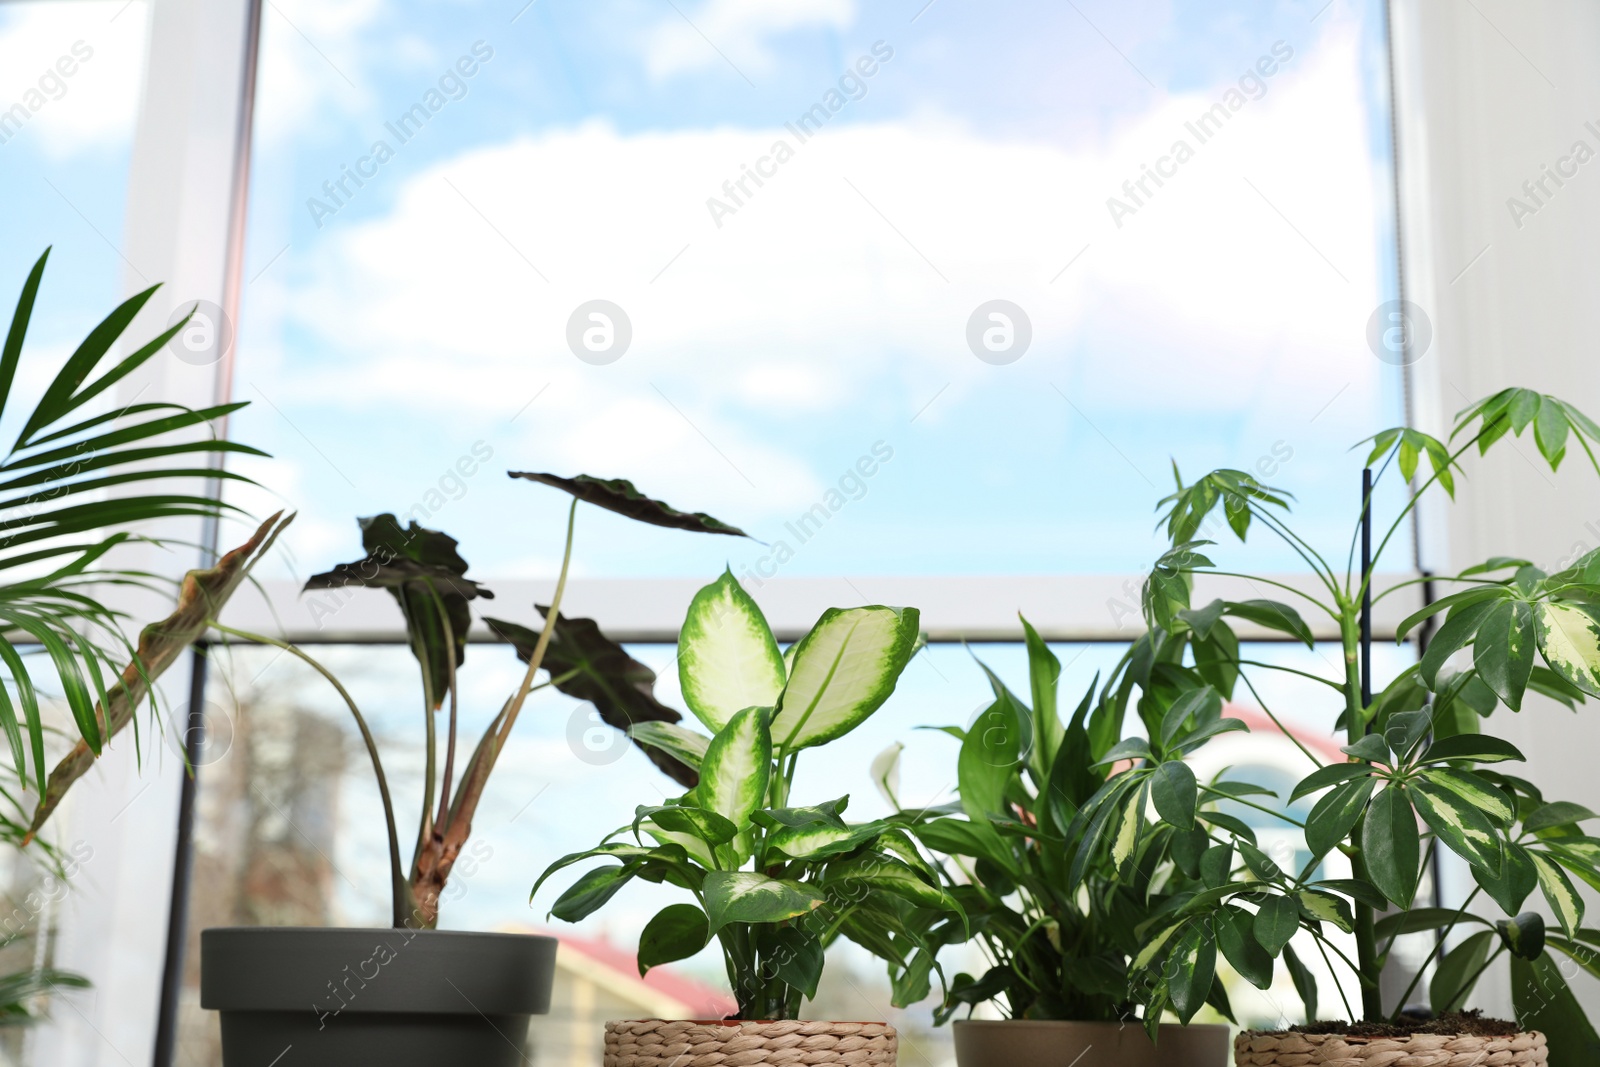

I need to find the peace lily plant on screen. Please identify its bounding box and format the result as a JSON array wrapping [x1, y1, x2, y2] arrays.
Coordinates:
[[536, 571, 964, 1020], [1102, 388, 1600, 1059]]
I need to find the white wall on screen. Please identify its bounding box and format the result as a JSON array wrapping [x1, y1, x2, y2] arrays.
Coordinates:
[[1394, 0, 1600, 1018]]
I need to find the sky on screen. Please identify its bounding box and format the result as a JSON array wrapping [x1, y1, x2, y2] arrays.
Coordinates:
[[0, 0, 1410, 588]]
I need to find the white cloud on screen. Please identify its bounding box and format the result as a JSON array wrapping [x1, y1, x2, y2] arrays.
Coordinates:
[[245, 16, 1388, 545], [643, 0, 856, 80], [0, 2, 148, 158]]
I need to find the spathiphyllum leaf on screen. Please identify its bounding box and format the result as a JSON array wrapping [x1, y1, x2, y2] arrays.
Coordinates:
[[1363, 783, 1422, 907], [677, 569, 786, 732], [1534, 602, 1600, 696], [771, 606, 921, 750], [1473, 600, 1535, 711]]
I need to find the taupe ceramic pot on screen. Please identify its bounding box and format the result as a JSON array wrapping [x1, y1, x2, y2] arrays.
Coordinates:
[[953, 1019, 1230, 1067]]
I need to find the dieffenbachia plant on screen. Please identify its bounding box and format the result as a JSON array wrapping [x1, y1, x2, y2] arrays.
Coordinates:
[[1116, 388, 1600, 1058], [217, 475, 746, 929], [892, 617, 1264, 1027], [535, 571, 962, 1020]]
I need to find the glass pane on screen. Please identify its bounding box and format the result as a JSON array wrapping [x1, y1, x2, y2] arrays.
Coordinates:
[[1, 2, 148, 362], [224, 0, 1404, 579], [176, 635, 1406, 1061]]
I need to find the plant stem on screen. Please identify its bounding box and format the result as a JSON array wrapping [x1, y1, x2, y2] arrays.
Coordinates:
[[1198, 786, 1305, 828], [492, 499, 577, 757], [1339, 607, 1382, 1021], [211, 621, 414, 928]]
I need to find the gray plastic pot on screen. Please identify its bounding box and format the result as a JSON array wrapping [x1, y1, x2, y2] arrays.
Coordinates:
[[201, 927, 557, 1067], [953, 1019, 1230, 1067]]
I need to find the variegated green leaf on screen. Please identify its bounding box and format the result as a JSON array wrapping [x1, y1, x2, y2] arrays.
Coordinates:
[[771, 606, 921, 750], [1412, 780, 1504, 876], [689, 705, 772, 857], [825, 853, 954, 912], [1132, 920, 1183, 972], [702, 871, 824, 935], [678, 569, 786, 732], [1111, 782, 1148, 872], [627, 721, 711, 771], [1297, 890, 1355, 932], [1165, 923, 1216, 1024], [1422, 767, 1515, 825], [634, 804, 738, 847], [768, 820, 883, 860], [1531, 850, 1585, 936], [1534, 602, 1600, 696]]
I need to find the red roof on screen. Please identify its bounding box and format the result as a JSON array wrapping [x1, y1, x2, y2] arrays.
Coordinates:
[[553, 929, 736, 1019]]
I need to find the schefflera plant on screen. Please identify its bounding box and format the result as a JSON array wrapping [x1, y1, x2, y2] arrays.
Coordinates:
[[535, 572, 964, 1020], [1117, 388, 1600, 1058]]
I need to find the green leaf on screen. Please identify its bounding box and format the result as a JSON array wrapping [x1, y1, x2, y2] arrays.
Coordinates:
[[1396, 586, 1506, 643], [1534, 602, 1600, 696], [627, 721, 712, 771], [1297, 890, 1355, 933], [1093, 737, 1154, 766], [1312, 878, 1389, 910], [1499, 911, 1547, 960], [1475, 842, 1539, 916], [1412, 780, 1504, 875], [1290, 762, 1374, 803], [1473, 600, 1536, 711], [691, 705, 772, 844], [1160, 686, 1222, 747], [1364, 783, 1422, 907], [677, 569, 786, 733], [637, 805, 739, 847], [1421, 768, 1516, 825], [1340, 734, 1392, 764], [1218, 905, 1274, 989], [1200, 843, 1235, 888], [1306, 776, 1378, 859], [1512, 952, 1600, 1065], [1177, 598, 1225, 639], [1374, 908, 1492, 938], [1020, 616, 1064, 779], [509, 471, 748, 536], [1431, 930, 1495, 1013], [1531, 851, 1585, 936], [701, 872, 825, 935], [825, 853, 955, 913], [1239, 841, 1283, 883], [1150, 761, 1198, 831], [751, 797, 849, 831], [1536, 400, 1571, 468], [1381, 709, 1434, 762], [1525, 802, 1599, 834], [1417, 734, 1526, 766], [1165, 924, 1217, 1024], [771, 606, 921, 750], [1419, 596, 1503, 688], [769, 926, 825, 999], [1224, 600, 1313, 647], [550, 865, 632, 921], [1282, 943, 1317, 1022], [1254, 895, 1300, 957], [638, 903, 709, 975]]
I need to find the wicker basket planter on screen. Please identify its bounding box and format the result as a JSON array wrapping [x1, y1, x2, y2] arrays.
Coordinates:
[[603, 1019, 898, 1066], [1233, 1028, 1548, 1066]]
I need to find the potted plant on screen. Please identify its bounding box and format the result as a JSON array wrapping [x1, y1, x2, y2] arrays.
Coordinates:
[[885, 622, 1232, 1066], [187, 475, 751, 1066], [534, 570, 960, 1066], [1114, 389, 1600, 1065]]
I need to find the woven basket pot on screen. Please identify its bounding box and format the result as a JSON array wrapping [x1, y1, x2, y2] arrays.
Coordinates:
[[1234, 1028, 1548, 1067], [604, 1019, 898, 1066]]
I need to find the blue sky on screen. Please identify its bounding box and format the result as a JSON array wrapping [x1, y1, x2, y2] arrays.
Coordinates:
[[2, 0, 1409, 588]]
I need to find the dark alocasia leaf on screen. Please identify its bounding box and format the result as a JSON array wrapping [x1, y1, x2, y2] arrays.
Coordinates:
[[305, 515, 493, 708], [509, 471, 748, 536], [488, 611, 696, 787], [1363, 783, 1421, 907], [29, 512, 292, 835], [638, 903, 709, 975]]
